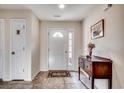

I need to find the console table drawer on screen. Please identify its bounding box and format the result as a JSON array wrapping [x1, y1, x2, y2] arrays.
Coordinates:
[[84, 61, 91, 72]]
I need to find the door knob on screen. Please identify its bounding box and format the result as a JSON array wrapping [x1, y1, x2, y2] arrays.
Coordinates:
[[65, 51, 68, 53], [11, 51, 15, 55]]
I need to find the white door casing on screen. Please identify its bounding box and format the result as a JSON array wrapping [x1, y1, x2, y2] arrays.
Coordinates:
[[10, 19, 26, 80], [0, 19, 5, 79], [48, 28, 74, 70]]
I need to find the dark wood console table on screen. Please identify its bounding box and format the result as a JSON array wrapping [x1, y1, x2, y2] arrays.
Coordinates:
[[78, 56, 112, 89]]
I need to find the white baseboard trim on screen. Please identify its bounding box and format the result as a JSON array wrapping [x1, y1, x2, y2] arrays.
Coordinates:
[[40, 69, 48, 71], [3, 79, 12, 81], [31, 70, 40, 80], [24, 78, 32, 81]]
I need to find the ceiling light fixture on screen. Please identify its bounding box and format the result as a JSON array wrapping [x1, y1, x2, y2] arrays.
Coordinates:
[[53, 14, 61, 18], [58, 4, 65, 9]]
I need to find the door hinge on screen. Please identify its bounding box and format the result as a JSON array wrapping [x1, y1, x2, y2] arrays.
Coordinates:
[[48, 48, 50, 52], [23, 69, 24, 72]]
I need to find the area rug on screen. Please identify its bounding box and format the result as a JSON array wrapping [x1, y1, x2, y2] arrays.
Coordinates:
[[48, 71, 71, 77]]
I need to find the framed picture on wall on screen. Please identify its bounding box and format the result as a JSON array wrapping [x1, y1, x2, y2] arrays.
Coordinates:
[[91, 19, 104, 39]]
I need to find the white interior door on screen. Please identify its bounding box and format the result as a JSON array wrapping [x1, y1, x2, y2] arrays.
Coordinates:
[[0, 19, 4, 79], [11, 19, 26, 80], [48, 29, 69, 70]]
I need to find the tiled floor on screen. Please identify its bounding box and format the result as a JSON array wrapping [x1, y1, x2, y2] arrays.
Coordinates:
[[0, 72, 87, 89]]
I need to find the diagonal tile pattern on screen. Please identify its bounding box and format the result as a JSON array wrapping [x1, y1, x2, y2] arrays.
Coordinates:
[[0, 72, 87, 89]]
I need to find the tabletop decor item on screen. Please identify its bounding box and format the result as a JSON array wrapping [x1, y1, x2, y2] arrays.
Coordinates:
[[88, 42, 95, 57]]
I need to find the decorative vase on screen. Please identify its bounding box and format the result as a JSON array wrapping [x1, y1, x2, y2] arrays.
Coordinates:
[[89, 47, 93, 57], [87, 42, 95, 58]]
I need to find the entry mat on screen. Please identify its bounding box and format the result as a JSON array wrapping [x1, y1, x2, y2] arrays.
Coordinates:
[[48, 70, 71, 77]]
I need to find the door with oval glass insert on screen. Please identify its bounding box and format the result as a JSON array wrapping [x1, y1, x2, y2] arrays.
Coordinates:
[[48, 29, 74, 70]]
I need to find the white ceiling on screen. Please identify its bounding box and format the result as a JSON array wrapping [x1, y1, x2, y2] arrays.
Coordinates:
[[0, 4, 98, 21]]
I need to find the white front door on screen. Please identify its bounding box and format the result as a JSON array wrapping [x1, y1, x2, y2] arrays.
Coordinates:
[[48, 29, 74, 70], [11, 19, 26, 80], [0, 19, 4, 79]]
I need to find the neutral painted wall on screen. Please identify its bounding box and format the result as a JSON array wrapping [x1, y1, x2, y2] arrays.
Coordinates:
[[0, 10, 32, 81], [40, 21, 82, 71], [0, 19, 5, 79], [31, 14, 40, 79], [82, 5, 124, 88]]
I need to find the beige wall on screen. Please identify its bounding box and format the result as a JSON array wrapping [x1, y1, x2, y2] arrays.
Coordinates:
[[0, 10, 32, 81], [31, 14, 40, 79], [40, 21, 82, 71], [82, 5, 124, 88]]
